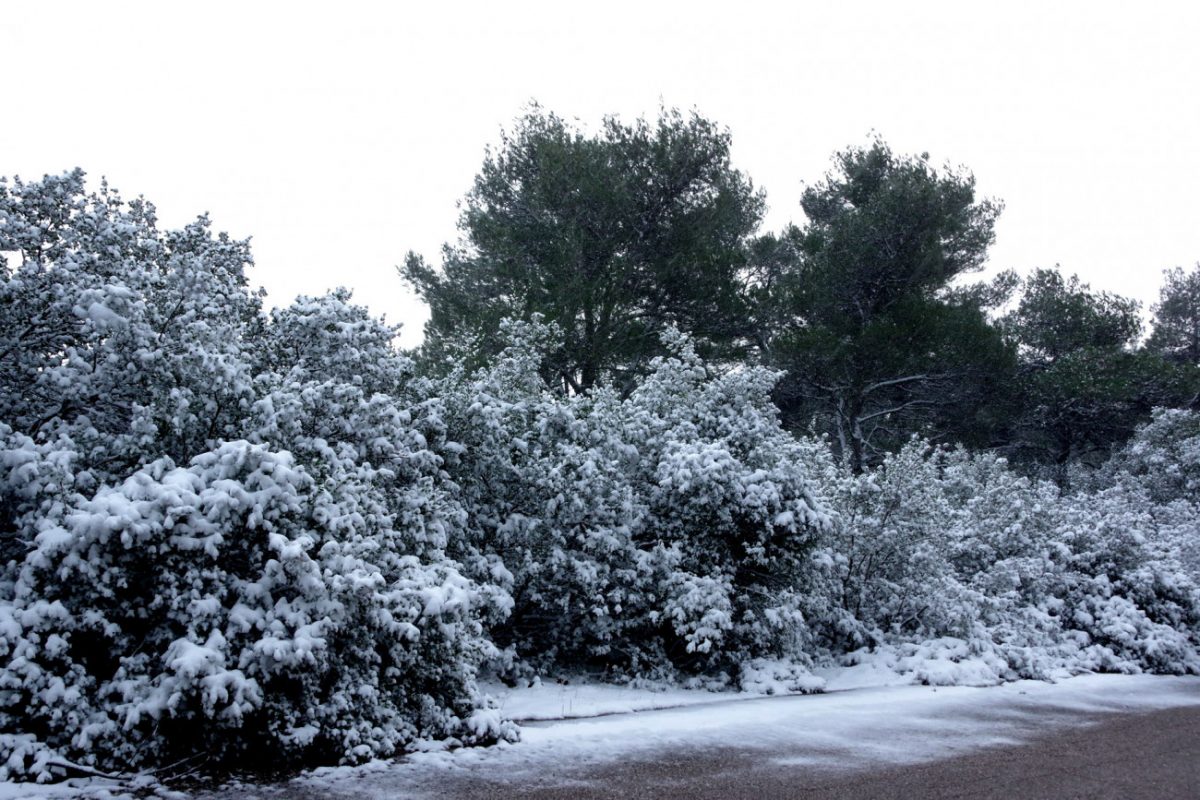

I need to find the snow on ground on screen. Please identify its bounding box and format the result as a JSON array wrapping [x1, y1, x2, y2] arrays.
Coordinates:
[[7, 671, 1199, 799], [484, 643, 1019, 724], [0, 771, 187, 800], [0, 781, 143, 800], [204, 672, 1200, 800], [815, 640, 1037, 691], [479, 679, 744, 722]]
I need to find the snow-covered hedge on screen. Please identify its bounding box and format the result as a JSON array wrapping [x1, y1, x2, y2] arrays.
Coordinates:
[[431, 322, 829, 680], [799, 434, 1200, 679], [2, 440, 510, 781], [0, 174, 511, 781]]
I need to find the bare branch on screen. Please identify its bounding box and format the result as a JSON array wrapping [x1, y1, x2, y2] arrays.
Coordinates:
[[858, 399, 938, 424]]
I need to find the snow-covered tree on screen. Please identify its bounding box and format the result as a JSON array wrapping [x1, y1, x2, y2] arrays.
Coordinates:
[[0, 173, 512, 781], [0, 170, 260, 481]]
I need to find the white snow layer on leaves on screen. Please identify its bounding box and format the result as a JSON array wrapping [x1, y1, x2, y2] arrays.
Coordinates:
[[1, 172, 1200, 784], [0, 174, 514, 782]]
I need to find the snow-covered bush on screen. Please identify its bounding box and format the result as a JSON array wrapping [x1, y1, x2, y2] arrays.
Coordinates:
[[2, 442, 511, 780], [1090, 410, 1200, 582], [632, 335, 829, 672], [0, 173, 512, 781], [1094, 408, 1200, 504], [799, 437, 1200, 677], [799, 441, 973, 651], [434, 322, 829, 681]]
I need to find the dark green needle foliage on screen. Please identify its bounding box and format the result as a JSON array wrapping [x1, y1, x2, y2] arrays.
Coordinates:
[[1003, 268, 1200, 475], [760, 140, 1010, 472], [402, 105, 764, 393], [1148, 263, 1200, 367]]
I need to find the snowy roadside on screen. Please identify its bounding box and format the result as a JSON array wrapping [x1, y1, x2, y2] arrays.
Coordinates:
[[481, 639, 1067, 724], [7, 670, 1199, 800], [480, 663, 906, 724], [216, 671, 1200, 800]]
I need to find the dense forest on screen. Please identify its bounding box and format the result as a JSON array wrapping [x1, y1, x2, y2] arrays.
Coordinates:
[[2, 107, 1199, 783]]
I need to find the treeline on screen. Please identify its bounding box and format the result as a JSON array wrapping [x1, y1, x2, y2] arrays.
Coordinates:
[[404, 106, 1200, 476], [0, 112, 1198, 784]]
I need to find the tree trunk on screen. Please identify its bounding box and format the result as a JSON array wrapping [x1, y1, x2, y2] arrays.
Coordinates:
[[835, 393, 867, 475], [849, 401, 866, 475], [581, 302, 598, 391]]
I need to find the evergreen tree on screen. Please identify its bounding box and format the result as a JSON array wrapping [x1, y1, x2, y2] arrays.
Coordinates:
[[1149, 263, 1200, 367], [401, 106, 764, 392], [1003, 268, 1197, 472], [760, 140, 1009, 472]]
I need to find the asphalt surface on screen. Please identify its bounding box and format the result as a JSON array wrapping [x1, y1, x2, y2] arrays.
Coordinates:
[[429, 705, 1200, 800]]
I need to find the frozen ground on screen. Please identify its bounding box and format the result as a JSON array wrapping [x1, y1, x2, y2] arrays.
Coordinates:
[[7, 672, 1199, 799], [479, 678, 752, 722], [481, 641, 1011, 724], [212, 672, 1200, 800]]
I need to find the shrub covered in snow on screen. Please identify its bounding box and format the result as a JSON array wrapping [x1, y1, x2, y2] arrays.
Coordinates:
[[799, 437, 1200, 678], [2, 441, 512, 780], [1094, 408, 1200, 505], [0, 173, 512, 781], [432, 321, 829, 680]]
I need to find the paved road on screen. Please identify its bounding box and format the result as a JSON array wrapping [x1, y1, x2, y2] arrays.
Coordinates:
[[195, 677, 1200, 800], [427, 706, 1200, 800]]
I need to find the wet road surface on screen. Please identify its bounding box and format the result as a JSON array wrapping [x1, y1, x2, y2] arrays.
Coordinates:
[[432, 705, 1200, 799]]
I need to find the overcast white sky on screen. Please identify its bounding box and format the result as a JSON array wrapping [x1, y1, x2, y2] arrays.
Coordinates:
[[5, 1, 1199, 346]]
